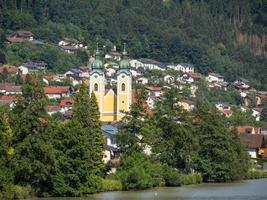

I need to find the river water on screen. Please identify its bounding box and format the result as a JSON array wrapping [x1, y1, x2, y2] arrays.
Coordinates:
[[33, 178, 267, 200]]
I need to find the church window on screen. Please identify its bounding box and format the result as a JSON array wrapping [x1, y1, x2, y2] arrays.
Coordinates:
[[122, 83, 126, 91], [94, 83, 98, 91]]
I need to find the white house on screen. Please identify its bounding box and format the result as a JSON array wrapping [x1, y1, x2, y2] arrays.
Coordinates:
[[18, 65, 29, 75], [106, 68, 116, 77], [101, 124, 119, 164], [44, 86, 70, 99], [252, 108, 263, 121], [164, 75, 175, 84], [146, 86, 162, 97], [207, 73, 224, 83], [130, 69, 141, 77], [174, 63, 194, 73], [136, 77, 148, 85], [129, 59, 144, 69]]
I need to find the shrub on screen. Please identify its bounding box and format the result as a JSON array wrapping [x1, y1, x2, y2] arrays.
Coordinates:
[[181, 173, 202, 185], [120, 166, 153, 190], [0, 184, 33, 200], [162, 166, 181, 186], [101, 179, 122, 191]]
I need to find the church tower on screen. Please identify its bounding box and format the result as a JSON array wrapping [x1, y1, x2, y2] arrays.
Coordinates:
[[89, 46, 105, 115], [116, 44, 132, 120]]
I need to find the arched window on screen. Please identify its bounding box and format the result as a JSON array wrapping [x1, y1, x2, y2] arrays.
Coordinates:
[[94, 83, 98, 92], [122, 83, 126, 92]]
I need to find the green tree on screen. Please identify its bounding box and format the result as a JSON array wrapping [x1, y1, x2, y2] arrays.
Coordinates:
[[193, 102, 248, 182], [73, 84, 104, 174], [0, 110, 14, 194], [52, 121, 98, 196], [11, 74, 55, 195]]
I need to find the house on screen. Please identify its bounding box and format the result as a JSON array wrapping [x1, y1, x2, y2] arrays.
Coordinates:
[[46, 105, 60, 115], [180, 72, 202, 83], [19, 60, 47, 74], [234, 79, 250, 90], [261, 125, 267, 135], [0, 65, 18, 75], [106, 68, 116, 77], [178, 100, 195, 111], [136, 77, 148, 85], [58, 38, 87, 53], [0, 95, 16, 108], [129, 59, 144, 69], [173, 63, 194, 73], [235, 125, 261, 135], [164, 75, 175, 84], [105, 48, 122, 61], [216, 102, 230, 111], [252, 108, 263, 121], [207, 73, 224, 83], [44, 86, 70, 99], [130, 69, 141, 77], [60, 99, 74, 113], [137, 58, 162, 71], [146, 86, 162, 97], [101, 124, 119, 163], [256, 91, 267, 106], [239, 134, 265, 158], [0, 83, 22, 95], [61, 46, 78, 54], [6, 31, 34, 43]]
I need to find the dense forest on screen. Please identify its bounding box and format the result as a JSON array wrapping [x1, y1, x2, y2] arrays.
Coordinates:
[[0, 0, 266, 89]]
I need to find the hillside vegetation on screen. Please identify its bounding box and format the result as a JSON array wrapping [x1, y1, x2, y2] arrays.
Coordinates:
[[0, 0, 266, 89]]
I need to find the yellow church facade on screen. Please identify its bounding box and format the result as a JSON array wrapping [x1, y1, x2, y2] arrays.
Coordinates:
[[89, 46, 132, 122]]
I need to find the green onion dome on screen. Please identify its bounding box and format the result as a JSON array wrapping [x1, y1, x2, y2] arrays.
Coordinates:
[[119, 44, 130, 69], [92, 48, 103, 69]]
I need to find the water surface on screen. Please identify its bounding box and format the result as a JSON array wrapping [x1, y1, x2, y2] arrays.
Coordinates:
[[33, 178, 267, 200]]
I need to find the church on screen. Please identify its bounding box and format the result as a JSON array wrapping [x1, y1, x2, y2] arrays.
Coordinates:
[[89, 45, 132, 122]]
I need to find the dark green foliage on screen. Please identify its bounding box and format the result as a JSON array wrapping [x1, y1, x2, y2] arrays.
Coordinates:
[[11, 74, 55, 195], [193, 102, 249, 182], [0, 0, 266, 88], [73, 84, 105, 175], [261, 106, 267, 122], [51, 121, 93, 196]]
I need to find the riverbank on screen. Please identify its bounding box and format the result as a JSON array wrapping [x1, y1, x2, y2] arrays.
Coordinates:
[[5, 171, 267, 199], [28, 178, 267, 200]]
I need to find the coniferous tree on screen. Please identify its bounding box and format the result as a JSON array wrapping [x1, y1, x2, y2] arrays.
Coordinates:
[[51, 121, 95, 196], [73, 84, 104, 174], [0, 110, 14, 193], [11, 74, 55, 195], [193, 101, 248, 182]]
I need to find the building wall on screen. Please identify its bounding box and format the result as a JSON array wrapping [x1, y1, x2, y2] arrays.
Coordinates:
[[101, 89, 117, 122], [117, 72, 132, 121]]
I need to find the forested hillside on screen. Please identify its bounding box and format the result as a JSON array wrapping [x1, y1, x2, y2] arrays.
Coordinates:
[[0, 0, 266, 89]]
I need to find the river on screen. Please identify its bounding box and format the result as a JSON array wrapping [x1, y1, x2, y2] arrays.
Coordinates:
[[32, 178, 267, 200]]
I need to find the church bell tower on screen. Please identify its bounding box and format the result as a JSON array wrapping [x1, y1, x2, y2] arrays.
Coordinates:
[[116, 44, 132, 120]]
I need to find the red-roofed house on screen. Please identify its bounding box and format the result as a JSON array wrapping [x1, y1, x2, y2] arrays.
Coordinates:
[[44, 86, 70, 99], [46, 105, 60, 115], [207, 72, 224, 83], [60, 99, 74, 112], [235, 125, 261, 135], [146, 86, 162, 97], [0, 95, 17, 107], [0, 65, 18, 74], [6, 31, 34, 43], [239, 134, 265, 158]]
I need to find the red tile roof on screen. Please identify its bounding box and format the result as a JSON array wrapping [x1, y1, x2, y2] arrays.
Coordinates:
[[0, 65, 18, 74], [46, 105, 60, 112], [235, 125, 261, 135], [239, 134, 264, 149], [208, 72, 224, 78], [44, 86, 69, 94], [188, 72, 202, 79], [60, 99, 74, 107], [146, 86, 162, 91]]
